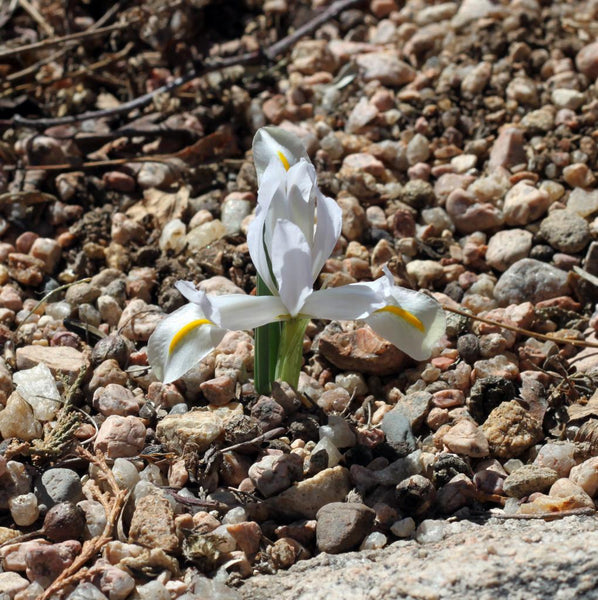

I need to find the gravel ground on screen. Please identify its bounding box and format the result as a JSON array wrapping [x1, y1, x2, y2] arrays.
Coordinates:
[[2, 0, 598, 598]]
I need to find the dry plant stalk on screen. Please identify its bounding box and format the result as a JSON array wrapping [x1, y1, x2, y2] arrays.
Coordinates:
[[38, 447, 128, 600]]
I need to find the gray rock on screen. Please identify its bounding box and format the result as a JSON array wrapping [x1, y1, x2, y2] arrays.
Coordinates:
[[35, 468, 83, 509], [66, 582, 109, 600], [239, 516, 598, 600], [316, 502, 375, 554], [503, 464, 559, 499], [539, 210, 591, 253], [380, 411, 417, 457], [493, 259, 570, 306], [392, 391, 433, 432]]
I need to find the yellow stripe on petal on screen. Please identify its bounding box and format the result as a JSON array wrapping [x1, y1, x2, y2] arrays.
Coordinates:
[[277, 150, 290, 171], [376, 305, 425, 332], [169, 319, 213, 354]]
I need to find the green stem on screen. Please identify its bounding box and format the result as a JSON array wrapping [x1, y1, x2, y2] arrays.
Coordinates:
[[275, 317, 309, 389], [254, 276, 280, 395]]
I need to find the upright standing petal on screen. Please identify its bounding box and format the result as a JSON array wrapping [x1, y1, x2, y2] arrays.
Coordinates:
[[311, 190, 342, 281], [253, 126, 309, 182], [147, 303, 227, 384], [271, 219, 313, 317]]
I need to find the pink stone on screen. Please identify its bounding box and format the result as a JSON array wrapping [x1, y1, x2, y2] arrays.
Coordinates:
[[432, 389, 465, 408], [488, 127, 526, 169], [94, 415, 146, 458], [576, 42, 598, 80], [25, 540, 81, 587], [93, 384, 140, 417]]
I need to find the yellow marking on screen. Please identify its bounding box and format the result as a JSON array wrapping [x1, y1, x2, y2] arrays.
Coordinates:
[[169, 319, 212, 354], [277, 150, 290, 171], [376, 305, 425, 332]]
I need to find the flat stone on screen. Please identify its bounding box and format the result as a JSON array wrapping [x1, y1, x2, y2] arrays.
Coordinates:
[[567, 188, 598, 218], [482, 400, 543, 459], [355, 53, 415, 86], [128, 493, 178, 553], [316, 502, 375, 554], [156, 403, 243, 454], [15, 345, 86, 381], [266, 466, 351, 519], [381, 411, 417, 457], [503, 464, 559, 498], [493, 259, 570, 306], [318, 325, 406, 376], [488, 127, 526, 169], [445, 189, 504, 233]]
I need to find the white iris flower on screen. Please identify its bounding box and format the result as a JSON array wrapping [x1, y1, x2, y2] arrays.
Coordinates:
[[148, 126, 446, 385]]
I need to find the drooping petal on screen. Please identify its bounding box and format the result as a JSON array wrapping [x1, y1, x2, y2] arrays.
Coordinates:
[[271, 219, 313, 317], [209, 293, 288, 330], [365, 288, 446, 361], [311, 190, 342, 281], [147, 303, 227, 384], [253, 126, 309, 182], [175, 281, 220, 323], [301, 283, 385, 320]]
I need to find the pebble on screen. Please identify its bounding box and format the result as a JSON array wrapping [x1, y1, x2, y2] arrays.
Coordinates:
[[445, 189, 504, 233], [485, 229, 532, 272], [539, 210, 591, 253], [117, 299, 163, 342], [26, 540, 81, 587], [381, 410, 417, 457], [200, 375, 237, 406], [266, 466, 351, 519], [66, 582, 110, 600], [548, 478, 595, 508], [503, 182, 551, 226], [94, 415, 146, 458], [415, 519, 447, 544], [569, 457, 598, 498], [355, 53, 415, 86], [319, 415, 356, 448], [502, 464, 559, 498], [15, 345, 86, 381], [493, 259, 571, 306], [248, 452, 303, 497], [488, 127, 526, 169], [442, 420, 489, 458], [156, 404, 242, 453], [92, 383, 139, 416], [318, 324, 406, 376], [0, 392, 42, 441], [390, 517, 416, 538], [9, 493, 39, 527], [533, 442, 577, 478], [395, 474, 436, 516], [129, 493, 178, 552], [316, 502, 375, 554], [567, 187, 598, 218], [482, 401, 543, 459], [576, 41, 598, 79], [0, 572, 30, 597], [35, 468, 83, 509]]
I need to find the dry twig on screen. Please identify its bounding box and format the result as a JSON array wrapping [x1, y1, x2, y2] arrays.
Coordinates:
[[38, 446, 128, 600]]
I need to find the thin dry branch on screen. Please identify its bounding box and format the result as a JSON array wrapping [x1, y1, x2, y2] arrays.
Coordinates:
[[443, 304, 598, 349], [0, 0, 363, 129], [38, 447, 128, 600]]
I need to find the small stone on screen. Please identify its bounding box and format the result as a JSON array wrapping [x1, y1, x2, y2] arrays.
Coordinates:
[[443, 420, 489, 458], [248, 452, 303, 497], [0, 572, 29, 597], [0, 392, 42, 441], [494, 259, 570, 306], [390, 517, 416, 538], [318, 324, 406, 376], [94, 415, 146, 458], [78, 500, 107, 539], [539, 210, 591, 253], [9, 493, 39, 527], [502, 464, 559, 498], [549, 478, 594, 508], [533, 442, 576, 478], [316, 502, 375, 554], [445, 189, 504, 233], [266, 466, 351, 519], [159, 218, 187, 255], [381, 411, 417, 457], [35, 468, 83, 509], [406, 134, 430, 165], [503, 182, 551, 226], [88, 359, 128, 393], [15, 345, 86, 381], [567, 188, 598, 218], [486, 229, 533, 272], [268, 537, 310, 570], [395, 474, 436, 516], [482, 400, 543, 458], [26, 540, 81, 586], [129, 493, 178, 552], [569, 457, 598, 498], [156, 404, 242, 453], [488, 127, 526, 169], [200, 375, 236, 406], [43, 502, 85, 542], [319, 415, 356, 448], [552, 88, 585, 110], [117, 299, 163, 342], [91, 561, 136, 600], [250, 396, 285, 431], [355, 52, 415, 86], [406, 260, 445, 288], [29, 238, 61, 273], [576, 42, 598, 80], [291, 39, 338, 74], [436, 473, 477, 513], [415, 519, 447, 543], [316, 387, 351, 414], [8, 253, 44, 286], [186, 220, 226, 252], [93, 384, 139, 417], [67, 582, 110, 600]]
